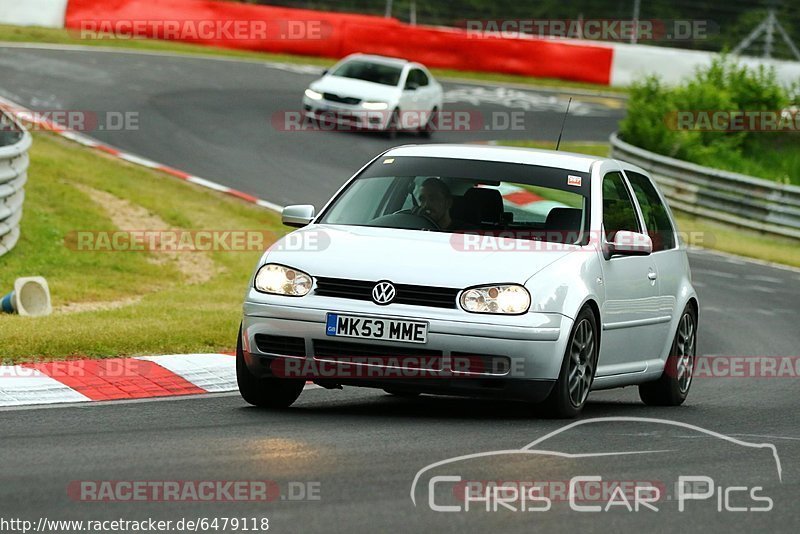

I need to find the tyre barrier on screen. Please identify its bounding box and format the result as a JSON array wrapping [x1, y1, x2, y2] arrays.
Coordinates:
[[0, 110, 30, 258]]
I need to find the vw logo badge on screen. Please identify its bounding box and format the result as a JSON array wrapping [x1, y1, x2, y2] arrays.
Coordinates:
[[372, 281, 396, 305]]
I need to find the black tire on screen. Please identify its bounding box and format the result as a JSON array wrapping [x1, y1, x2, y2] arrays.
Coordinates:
[[639, 305, 697, 406], [419, 107, 437, 138], [540, 306, 598, 418], [385, 108, 400, 139], [383, 388, 421, 398], [236, 325, 305, 408]]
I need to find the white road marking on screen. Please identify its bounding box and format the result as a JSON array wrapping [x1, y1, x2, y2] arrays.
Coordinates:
[[751, 285, 777, 294], [692, 268, 738, 279], [744, 275, 783, 284], [442, 86, 614, 116], [730, 433, 800, 442]]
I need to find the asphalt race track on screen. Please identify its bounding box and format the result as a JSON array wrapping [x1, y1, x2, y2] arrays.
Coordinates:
[[1, 45, 799, 532], [0, 45, 623, 207]]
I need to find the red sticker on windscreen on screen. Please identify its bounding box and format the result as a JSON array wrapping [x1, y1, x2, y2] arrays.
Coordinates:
[[567, 175, 582, 186]]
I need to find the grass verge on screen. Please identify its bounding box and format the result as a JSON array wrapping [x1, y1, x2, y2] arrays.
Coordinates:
[[0, 132, 284, 362], [0, 24, 626, 95], [498, 140, 800, 268]]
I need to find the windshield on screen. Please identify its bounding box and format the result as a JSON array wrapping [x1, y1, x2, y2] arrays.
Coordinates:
[[331, 60, 403, 86], [319, 156, 590, 244]]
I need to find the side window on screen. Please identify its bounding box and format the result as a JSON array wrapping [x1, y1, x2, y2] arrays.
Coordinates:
[[625, 171, 676, 251], [405, 69, 426, 89], [404, 70, 415, 89], [602, 171, 640, 242]]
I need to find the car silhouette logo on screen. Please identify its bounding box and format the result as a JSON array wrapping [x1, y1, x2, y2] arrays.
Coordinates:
[[372, 281, 396, 305]]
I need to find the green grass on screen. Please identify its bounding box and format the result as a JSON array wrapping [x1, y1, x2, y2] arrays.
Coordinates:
[[0, 132, 285, 362], [429, 68, 627, 95], [500, 140, 611, 157], [619, 62, 800, 185], [670, 215, 800, 268], [0, 24, 625, 95], [697, 136, 800, 186], [498, 140, 800, 268]]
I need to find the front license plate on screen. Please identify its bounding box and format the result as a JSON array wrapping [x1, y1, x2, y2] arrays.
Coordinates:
[[326, 313, 428, 344]]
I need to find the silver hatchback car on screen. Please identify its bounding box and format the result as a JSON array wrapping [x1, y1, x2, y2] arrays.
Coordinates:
[[237, 145, 698, 417]]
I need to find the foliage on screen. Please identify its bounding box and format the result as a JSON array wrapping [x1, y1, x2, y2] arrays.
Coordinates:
[[619, 57, 800, 184]]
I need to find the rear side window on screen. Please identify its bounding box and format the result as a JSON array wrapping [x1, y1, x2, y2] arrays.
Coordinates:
[[602, 171, 640, 241], [625, 171, 676, 251], [406, 69, 429, 88]]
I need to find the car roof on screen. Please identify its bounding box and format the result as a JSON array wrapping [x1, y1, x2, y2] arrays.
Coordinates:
[[343, 54, 415, 68], [383, 144, 605, 173]]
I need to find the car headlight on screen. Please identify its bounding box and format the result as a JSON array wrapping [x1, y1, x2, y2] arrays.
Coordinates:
[[305, 88, 323, 100], [460, 284, 530, 314], [362, 101, 389, 110], [254, 264, 313, 296]]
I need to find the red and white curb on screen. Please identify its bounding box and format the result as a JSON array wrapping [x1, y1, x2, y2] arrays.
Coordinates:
[[0, 354, 236, 407], [0, 354, 319, 407]]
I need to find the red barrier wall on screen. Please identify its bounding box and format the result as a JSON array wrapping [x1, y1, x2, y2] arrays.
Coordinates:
[[65, 0, 613, 85]]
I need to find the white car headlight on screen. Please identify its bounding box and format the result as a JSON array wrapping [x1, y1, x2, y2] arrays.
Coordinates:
[[305, 88, 323, 100], [362, 101, 389, 110], [254, 264, 312, 296], [460, 284, 530, 314]]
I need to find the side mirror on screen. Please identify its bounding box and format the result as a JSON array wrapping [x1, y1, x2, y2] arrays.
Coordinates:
[[608, 230, 652, 257], [281, 204, 316, 228], [321, 69, 328, 76]]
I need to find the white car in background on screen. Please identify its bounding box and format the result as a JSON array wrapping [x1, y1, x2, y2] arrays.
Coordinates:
[[302, 54, 444, 137]]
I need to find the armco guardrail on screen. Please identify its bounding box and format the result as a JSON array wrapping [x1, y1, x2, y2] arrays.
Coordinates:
[[0, 110, 31, 258], [610, 133, 800, 240]]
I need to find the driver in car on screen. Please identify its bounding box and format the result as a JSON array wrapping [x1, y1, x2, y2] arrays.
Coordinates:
[[415, 177, 454, 230]]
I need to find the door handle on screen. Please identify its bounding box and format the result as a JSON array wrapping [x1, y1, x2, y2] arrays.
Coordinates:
[[647, 271, 658, 281]]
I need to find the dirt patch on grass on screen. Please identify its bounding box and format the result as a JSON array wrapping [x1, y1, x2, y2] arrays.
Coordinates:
[[74, 183, 218, 285], [55, 296, 144, 314]]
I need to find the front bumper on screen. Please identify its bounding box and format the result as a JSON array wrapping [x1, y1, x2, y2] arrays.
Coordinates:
[[242, 296, 573, 402], [301, 96, 389, 130]]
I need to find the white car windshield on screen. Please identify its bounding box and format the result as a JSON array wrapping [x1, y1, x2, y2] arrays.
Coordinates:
[[319, 156, 590, 244], [331, 60, 403, 86]]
